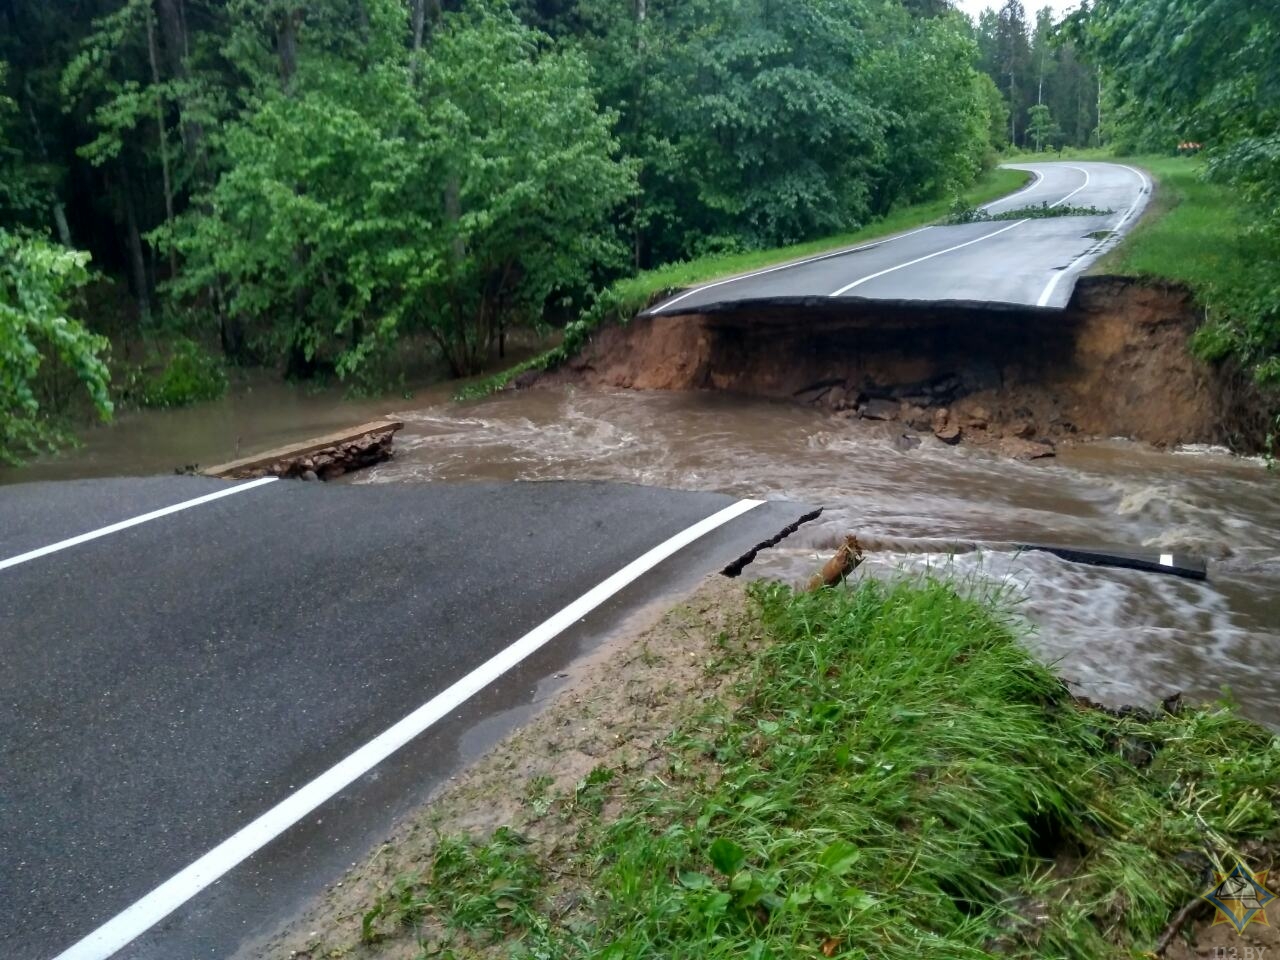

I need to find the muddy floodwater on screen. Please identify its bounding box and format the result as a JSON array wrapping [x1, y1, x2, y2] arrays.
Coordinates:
[[358, 387, 1280, 726], [6, 383, 1277, 726]]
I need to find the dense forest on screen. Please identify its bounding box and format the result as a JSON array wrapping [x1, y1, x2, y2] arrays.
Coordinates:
[[0, 0, 1275, 462]]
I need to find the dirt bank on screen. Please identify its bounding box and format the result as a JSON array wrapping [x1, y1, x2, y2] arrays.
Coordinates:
[[248, 576, 756, 960], [543, 277, 1269, 454]]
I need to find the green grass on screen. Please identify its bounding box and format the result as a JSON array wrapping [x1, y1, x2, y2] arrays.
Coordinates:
[[455, 167, 1030, 400], [1092, 155, 1257, 289], [1093, 155, 1280, 388], [362, 577, 1280, 959]]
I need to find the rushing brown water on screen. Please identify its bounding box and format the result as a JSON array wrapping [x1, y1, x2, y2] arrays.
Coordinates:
[[356, 387, 1280, 726], [5, 381, 1276, 724]]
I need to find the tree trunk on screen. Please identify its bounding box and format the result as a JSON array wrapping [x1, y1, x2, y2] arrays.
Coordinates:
[[155, 0, 206, 168], [52, 205, 72, 249], [21, 78, 73, 248], [277, 8, 300, 91], [411, 0, 426, 52], [120, 164, 152, 321], [146, 7, 179, 278], [445, 177, 464, 262]]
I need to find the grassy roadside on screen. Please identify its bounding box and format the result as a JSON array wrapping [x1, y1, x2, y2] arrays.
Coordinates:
[[354, 575, 1279, 960], [455, 167, 1030, 400], [1091, 156, 1280, 384], [1009, 149, 1280, 396]]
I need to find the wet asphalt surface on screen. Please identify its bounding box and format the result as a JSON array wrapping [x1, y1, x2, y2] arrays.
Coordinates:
[[648, 161, 1151, 314], [0, 477, 814, 960]]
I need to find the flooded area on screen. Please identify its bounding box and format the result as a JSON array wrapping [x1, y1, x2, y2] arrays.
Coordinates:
[[358, 387, 1279, 726], [5, 380, 1277, 725]]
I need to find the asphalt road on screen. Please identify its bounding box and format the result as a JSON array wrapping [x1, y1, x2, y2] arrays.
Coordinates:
[[648, 161, 1151, 315], [0, 476, 815, 960]]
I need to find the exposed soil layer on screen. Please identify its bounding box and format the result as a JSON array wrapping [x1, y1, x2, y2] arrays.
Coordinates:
[[543, 277, 1270, 454]]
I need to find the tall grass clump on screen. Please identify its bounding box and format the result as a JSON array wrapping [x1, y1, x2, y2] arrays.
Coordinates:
[[364, 576, 1280, 959]]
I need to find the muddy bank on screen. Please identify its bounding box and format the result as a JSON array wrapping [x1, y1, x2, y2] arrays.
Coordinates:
[[543, 276, 1269, 454]]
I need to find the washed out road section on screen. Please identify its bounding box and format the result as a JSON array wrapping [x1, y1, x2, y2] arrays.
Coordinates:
[[648, 161, 1150, 314], [0, 477, 814, 960]]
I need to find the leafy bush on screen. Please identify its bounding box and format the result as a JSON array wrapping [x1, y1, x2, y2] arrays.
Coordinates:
[[0, 228, 111, 463], [120, 337, 226, 409], [168, 2, 634, 381]]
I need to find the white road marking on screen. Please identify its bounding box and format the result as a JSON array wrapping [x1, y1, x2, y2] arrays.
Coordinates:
[[1034, 164, 1149, 308], [1160, 553, 1174, 567], [1033, 267, 1070, 308], [829, 163, 1093, 298], [49, 497, 766, 960], [652, 164, 1051, 313], [0, 477, 279, 572], [828, 219, 1029, 297], [988, 165, 1045, 208], [1051, 165, 1092, 209], [650, 226, 935, 314]]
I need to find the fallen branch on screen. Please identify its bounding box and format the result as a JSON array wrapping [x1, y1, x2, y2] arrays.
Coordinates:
[[807, 536, 864, 591], [1153, 896, 1210, 955]]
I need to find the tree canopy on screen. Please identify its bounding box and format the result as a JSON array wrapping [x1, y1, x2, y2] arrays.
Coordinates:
[[0, 0, 1108, 456]]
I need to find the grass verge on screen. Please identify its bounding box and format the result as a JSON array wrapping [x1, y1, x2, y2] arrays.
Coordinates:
[[1091, 156, 1280, 385], [358, 575, 1280, 959], [455, 167, 1030, 400], [1011, 149, 1280, 400]]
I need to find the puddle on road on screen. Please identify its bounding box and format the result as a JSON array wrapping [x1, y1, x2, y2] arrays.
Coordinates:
[[356, 387, 1280, 726]]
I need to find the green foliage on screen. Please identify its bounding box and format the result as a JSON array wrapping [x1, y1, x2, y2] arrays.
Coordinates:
[[1069, 0, 1280, 384], [118, 337, 226, 408], [7, 0, 1027, 390], [169, 1, 632, 380], [971, 2, 1098, 151], [571, 0, 998, 265], [947, 199, 1112, 225], [1026, 103, 1054, 151], [0, 228, 112, 463], [0, 61, 52, 224], [361, 576, 1280, 959]]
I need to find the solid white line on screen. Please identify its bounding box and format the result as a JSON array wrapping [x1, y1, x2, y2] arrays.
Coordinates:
[[1111, 163, 1151, 230], [0, 477, 279, 572], [650, 225, 935, 314], [1034, 266, 1070, 308], [1050, 165, 1091, 208], [828, 219, 1029, 297], [829, 164, 1094, 298], [49, 497, 766, 960], [986, 165, 1044, 208], [653, 164, 1056, 314], [1035, 164, 1148, 307]]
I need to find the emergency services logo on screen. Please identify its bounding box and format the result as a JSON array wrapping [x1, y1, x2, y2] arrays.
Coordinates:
[[1200, 861, 1277, 934]]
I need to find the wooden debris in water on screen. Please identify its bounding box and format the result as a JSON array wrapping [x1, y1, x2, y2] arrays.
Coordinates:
[[807, 535, 864, 591]]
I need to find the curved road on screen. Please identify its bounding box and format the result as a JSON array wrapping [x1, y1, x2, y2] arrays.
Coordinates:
[[648, 161, 1151, 314]]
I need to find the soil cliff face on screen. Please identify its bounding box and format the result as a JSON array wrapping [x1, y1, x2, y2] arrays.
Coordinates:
[[547, 277, 1265, 452]]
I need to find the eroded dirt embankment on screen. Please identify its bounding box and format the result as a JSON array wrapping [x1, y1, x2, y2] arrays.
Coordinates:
[[543, 277, 1269, 455]]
